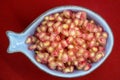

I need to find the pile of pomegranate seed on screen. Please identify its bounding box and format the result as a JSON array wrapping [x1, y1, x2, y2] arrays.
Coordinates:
[[26, 10, 108, 73]]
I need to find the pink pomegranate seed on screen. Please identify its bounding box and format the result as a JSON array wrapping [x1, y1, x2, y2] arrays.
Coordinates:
[[63, 10, 71, 18], [43, 41, 50, 48], [26, 36, 32, 44], [83, 63, 91, 71], [62, 24, 69, 29], [55, 35, 61, 41], [98, 26, 103, 32], [86, 33, 94, 41], [49, 33, 57, 41], [28, 45, 37, 50], [69, 29, 76, 37], [40, 25, 47, 32], [47, 21, 54, 27], [62, 53, 69, 63], [61, 40, 68, 48], [66, 36, 74, 44], [52, 50, 59, 56], [48, 27, 54, 33], [61, 30, 69, 37], [63, 67, 71, 73], [98, 36, 106, 45], [47, 46, 54, 53], [76, 12, 81, 19], [48, 61, 57, 70], [102, 32, 108, 38], [48, 56, 55, 62], [80, 11, 87, 20], [74, 18, 79, 26]]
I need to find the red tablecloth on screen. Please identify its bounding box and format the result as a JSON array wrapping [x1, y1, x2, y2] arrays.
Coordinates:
[[0, 0, 120, 80]]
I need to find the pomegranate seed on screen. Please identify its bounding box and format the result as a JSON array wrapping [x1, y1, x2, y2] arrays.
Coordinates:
[[51, 41, 58, 48], [92, 46, 98, 52], [47, 21, 54, 27], [26, 37, 32, 44], [95, 32, 101, 38], [61, 30, 69, 37], [47, 46, 54, 53], [54, 13, 59, 18], [99, 46, 105, 51], [80, 11, 87, 20], [66, 19, 72, 24], [79, 20, 84, 27], [76, 30, 82, 37], [48, 56, 55, 62], [58, 52, 63, 60], [57, 43, 63, 50], [69, 29, 76, 37], [70, 23, 75, 29], [62, 53, 69, 63], [48, 61, 57, 70], [86, 33, 94, 41], [74, 19, 79, 26], [73, 60, 79, 66], [83, 20, 88, 27], [68, 44, 74, 49], [81, 43, 87, 49], [63, 67, 71, 73], [40, 25, 47, 32], [57, 61, 65, 69], [69, 66, 74, 72], [89, 52, 96, 58], [83, 51, 89, 59], [88, 39, 96, 47], [28, 45, 37, 50], [62, 24, 69, 29], [76, 12, 81, 19], [98, 36, 106, 45], [52, 50, 59, 56], [55, 26, 62, 34], [48, 27, 54, 33], [36, 45, 43, 51], [94, 53, 103, 62], [49, 15, 54, 20], [76, 38, 85, 45], [61, 40, 68, 48], [77, 61, 86, 70], [98, 26, 103, 32], [36, 27, 41, 33], [49, 33, 56, 41], [42, 21, 47, 25], [57, 16, 63, 21], [83, 63, 91, 71], [43, 41, 50, 47], [35, 55, 41, 62], [68, 50, 74, 56], [44, 16, 49, 21], [102, 32, 108, 38], [66, 36, 73, 44], [69, 55, 76, 61], [63, 10, 71, 18]]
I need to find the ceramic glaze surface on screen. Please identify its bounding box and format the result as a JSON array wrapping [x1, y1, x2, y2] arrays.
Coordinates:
[[6, 6, 114, 78]]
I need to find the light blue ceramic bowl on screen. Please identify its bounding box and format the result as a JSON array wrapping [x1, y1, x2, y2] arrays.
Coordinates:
[[6, 5, 114, 78]]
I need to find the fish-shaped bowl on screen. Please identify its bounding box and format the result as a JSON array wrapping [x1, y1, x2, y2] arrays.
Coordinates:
[[6, 5, 114, 78]]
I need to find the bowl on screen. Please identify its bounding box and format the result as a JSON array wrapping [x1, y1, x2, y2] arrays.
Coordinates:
[[6, 5, 114, 78]]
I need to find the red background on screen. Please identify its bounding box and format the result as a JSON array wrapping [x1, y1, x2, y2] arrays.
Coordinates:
[[0, 0, 120, 80]]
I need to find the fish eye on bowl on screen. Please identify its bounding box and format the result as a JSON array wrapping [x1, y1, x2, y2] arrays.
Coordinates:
[[6, 5, 114, 78]]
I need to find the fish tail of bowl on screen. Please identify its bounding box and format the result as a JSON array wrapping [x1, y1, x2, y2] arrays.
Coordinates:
[[6, 31, 28, 54]]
